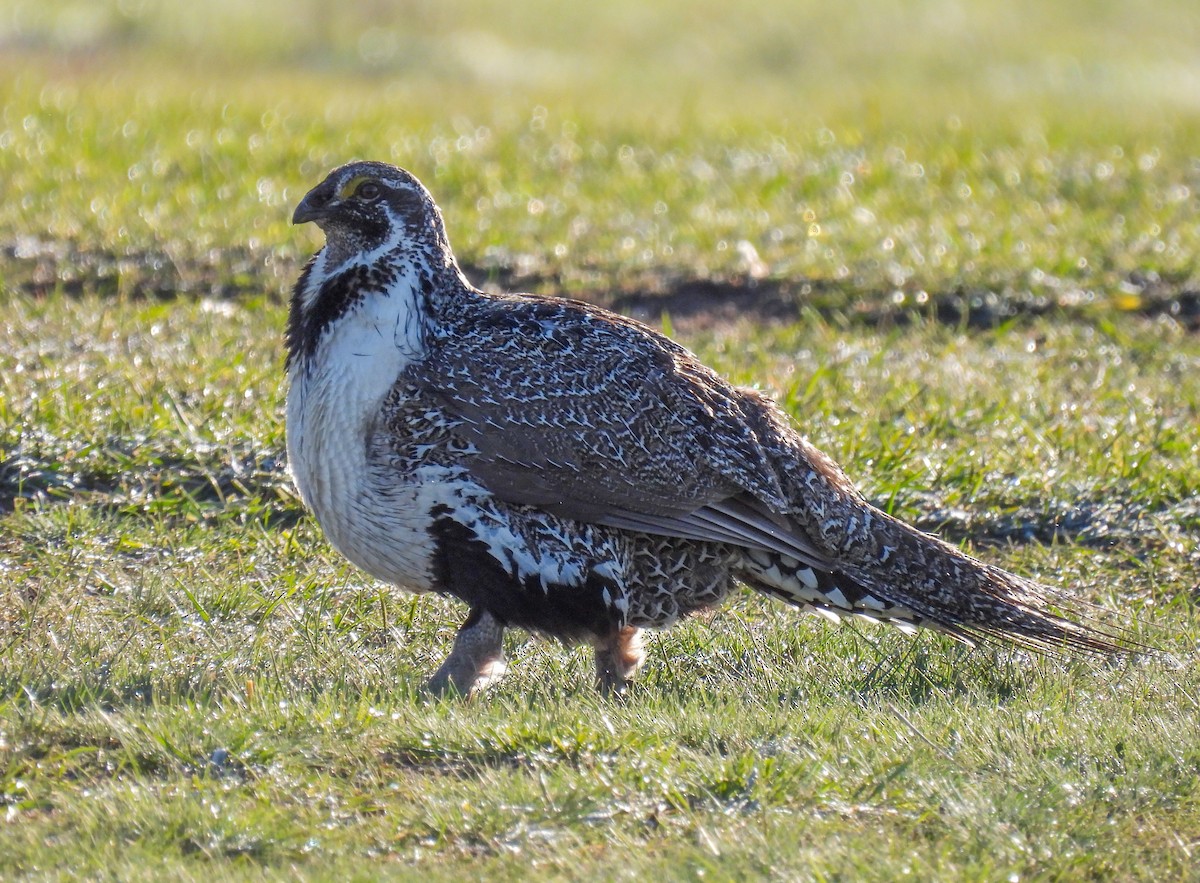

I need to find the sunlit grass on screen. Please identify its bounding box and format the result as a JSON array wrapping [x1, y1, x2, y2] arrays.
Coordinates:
[[2, 1, 1199, 307], [2, 290, 1196, 877], [4, 78, 1199, 301], [2, 0, 1199, 878]]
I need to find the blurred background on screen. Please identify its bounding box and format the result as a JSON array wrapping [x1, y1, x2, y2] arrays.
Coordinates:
[[7, 0, 1200, 124], [5, 0, 1200, 121], [1, 0, 1198, 312]]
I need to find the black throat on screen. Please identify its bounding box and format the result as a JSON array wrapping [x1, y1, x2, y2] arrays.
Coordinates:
[[285, 248, 462, 372], [285, 256, 398, 371]]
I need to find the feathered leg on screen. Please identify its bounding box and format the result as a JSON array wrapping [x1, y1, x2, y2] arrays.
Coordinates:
[[593, 626, 646, 695], [426, 607, 508, 696]]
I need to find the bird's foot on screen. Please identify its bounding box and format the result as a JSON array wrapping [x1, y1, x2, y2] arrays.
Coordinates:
[[593, 626, 645, 696], [424, 608, 507, 697]]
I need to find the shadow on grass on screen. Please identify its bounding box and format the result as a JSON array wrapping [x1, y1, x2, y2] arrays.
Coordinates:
[[6, 238, 1200, 331], [3, 430, 1193, 554]]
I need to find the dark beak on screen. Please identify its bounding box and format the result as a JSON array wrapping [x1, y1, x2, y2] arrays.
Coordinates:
[[292, 188, 330, 226]]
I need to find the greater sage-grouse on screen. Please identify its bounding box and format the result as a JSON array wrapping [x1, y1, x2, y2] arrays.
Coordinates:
[[286, 160, 1125, 695]]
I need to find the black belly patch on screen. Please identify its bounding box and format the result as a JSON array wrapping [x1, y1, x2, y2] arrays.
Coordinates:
[[428, 513, 622, 641]]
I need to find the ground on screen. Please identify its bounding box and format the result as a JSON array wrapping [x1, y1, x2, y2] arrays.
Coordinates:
[[1, 1, 1198, 879]]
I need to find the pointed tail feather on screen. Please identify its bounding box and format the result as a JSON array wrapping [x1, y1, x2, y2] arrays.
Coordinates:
[[841, 513, 1135, 655], [735, 390, 1140, 656], [739, 518, 1136, 656]]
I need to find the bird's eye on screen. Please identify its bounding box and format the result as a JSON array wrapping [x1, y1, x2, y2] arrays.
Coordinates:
[[355, 182, 381, 201]]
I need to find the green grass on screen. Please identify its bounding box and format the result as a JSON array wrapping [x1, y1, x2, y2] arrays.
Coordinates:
[[2, 0, 1200, 878]]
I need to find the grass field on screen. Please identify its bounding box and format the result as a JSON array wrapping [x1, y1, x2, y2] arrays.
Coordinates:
[[2, 1, 1199, 879]]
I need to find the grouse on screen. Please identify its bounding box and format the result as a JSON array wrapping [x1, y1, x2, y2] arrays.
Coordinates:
[[285, 160, 1126, 695]]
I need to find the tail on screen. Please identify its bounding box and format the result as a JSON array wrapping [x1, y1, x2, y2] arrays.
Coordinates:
[[733, 388, 1139, 656], [739, 510, 1132, 656]]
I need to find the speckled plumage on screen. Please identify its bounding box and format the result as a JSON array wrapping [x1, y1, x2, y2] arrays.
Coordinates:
[[285, 161, 1127, 695]]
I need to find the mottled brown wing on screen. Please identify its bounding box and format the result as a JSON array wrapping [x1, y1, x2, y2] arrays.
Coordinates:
[[401, 293, 833, 567]]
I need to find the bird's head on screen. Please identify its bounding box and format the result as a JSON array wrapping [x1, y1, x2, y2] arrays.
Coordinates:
[[292, 161, 449, 267]]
